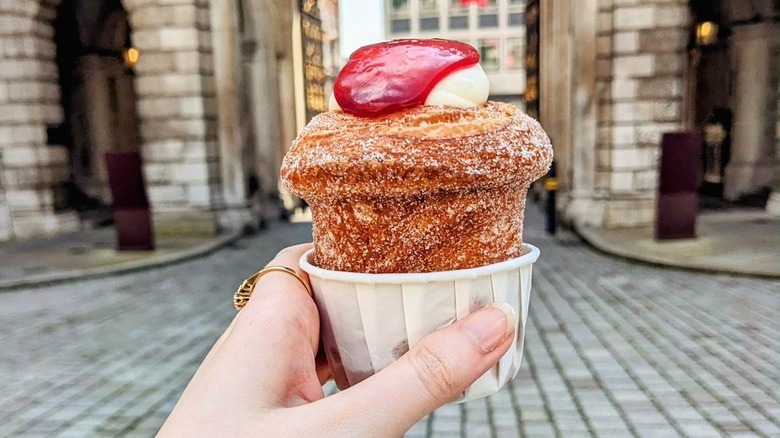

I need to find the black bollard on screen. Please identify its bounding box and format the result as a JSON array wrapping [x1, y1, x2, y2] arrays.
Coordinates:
[[544, 161, 557, 235]]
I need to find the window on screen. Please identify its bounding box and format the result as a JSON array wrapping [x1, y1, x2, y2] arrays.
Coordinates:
[[507, 0, 524, 26], [478, 38, 499, 71], [389, 0, 410, 34], [419, 0, 439, 31], [420, 0, 438, 12], [391, 0, 409, 13], [448, 0, 469, 30], [420, 17, 439, 31], [477, 0, 498, 29], [505, 38, 523, 70], [478, 14, 498, 27], [449, 15, 468, 29], [391, 18, 411, 33], [449, 0, 467, 11]]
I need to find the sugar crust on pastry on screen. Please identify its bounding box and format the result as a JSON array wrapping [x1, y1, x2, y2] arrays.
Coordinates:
[[282, 102, 552, 201], [281, 102, 553, 273]]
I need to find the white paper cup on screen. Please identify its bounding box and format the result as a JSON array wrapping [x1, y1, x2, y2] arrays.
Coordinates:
[[300, 243, 539, 403]]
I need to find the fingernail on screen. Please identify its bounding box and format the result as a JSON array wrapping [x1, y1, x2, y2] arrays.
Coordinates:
[[461, 303, 517, 353]]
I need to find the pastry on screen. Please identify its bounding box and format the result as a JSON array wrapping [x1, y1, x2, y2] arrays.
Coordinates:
[[281, 39, 552, 273], [287, 39, 551, 398]]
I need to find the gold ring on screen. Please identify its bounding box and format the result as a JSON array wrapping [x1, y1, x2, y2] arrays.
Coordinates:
[[234, 266, 313, 311]]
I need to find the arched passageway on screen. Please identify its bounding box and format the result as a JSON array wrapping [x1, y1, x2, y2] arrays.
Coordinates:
[[687, 0, 779, 205], [54, 0, 141, 218]]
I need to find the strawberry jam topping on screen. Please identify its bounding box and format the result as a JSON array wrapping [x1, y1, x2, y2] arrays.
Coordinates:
[[333, 39, 480, 117]]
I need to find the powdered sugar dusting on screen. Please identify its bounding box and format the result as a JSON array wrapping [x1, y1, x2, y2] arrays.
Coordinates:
[[281, 101, 552, 273]]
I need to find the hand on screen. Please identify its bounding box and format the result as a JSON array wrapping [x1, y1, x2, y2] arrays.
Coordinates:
[[159, 243, 516, 437]]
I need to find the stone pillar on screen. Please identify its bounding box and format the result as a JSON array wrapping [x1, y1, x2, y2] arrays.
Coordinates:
[[247, 0, 286, 203], [546, 0, 689, 229], [566, 0, 600, 226], [130, 0, 223, 234], [0, 1, 78, 241], [593, 0, 689, 228], [604, 1, 689, 227], [540, 0, 602, 226], [210, 0, 251, 227], [0, 192, 11, 241], [724, 23, 778, 201], [763, 26, 780, 216], [539, 0, 573, 196]]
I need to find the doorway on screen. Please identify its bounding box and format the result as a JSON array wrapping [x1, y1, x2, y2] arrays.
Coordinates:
[[54, 0, 141, 220], [688, 0, 779, 209]]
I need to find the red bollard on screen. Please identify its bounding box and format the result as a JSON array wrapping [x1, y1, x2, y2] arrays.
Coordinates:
[[655, 131, 701, 240], [105, 151, 155, 250]]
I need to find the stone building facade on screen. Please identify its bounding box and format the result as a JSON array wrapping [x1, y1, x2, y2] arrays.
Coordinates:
[[0, 0, 326, 241], [537, 0, 779, 229]]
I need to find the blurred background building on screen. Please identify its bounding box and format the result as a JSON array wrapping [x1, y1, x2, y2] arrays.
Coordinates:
[[533, 0, 779, 229], [0, 0, 340, 242], [2, 0, 777, 242], [385, 0, 526, 106]]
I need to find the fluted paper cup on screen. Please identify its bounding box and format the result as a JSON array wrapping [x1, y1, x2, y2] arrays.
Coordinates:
[[300, 243, 539, 403]]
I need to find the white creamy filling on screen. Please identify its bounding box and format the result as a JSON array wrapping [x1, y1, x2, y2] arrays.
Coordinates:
[[328, 63, 489, 112], [424, 63, 489, 108]]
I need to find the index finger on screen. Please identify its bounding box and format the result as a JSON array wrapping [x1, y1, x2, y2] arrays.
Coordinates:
[[253, 242, 314, 297]]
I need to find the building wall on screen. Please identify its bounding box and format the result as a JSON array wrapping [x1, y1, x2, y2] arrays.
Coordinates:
[[551, 0, 780, 227], [766, 32, 780, 214], [0, 1, 79, 239], [542, 0, 690, 229], [0, 191, 11, 241], [124, 0, 224, 234], [0, 0, 298, 241], [594, 0, 689, 227], [776, 41, 780, 175]]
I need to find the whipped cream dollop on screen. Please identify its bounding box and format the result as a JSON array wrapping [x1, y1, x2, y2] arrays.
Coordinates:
[[329, 63, 490, 112]]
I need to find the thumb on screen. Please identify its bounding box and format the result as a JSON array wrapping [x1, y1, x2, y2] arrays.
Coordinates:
[[328, 303, 516, 436]]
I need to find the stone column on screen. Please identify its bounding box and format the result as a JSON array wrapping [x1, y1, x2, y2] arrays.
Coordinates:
[[566, 0, 600, 226], [131, 0, 223, 234], [539, 0, 573, 197], [763, 27, 780, 215], [210, 0, 250, 225], [0, 1, 78, 241], [724, 22, 778, 201], [240, 0, 294, 212]]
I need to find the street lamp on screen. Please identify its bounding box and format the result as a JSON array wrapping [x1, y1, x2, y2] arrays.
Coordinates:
[[695, 21, 718, 46], [123, 47, 140, 69]]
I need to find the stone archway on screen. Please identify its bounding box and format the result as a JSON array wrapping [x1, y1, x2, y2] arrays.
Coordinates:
[[0, 0, 225, 240], [54, 0, 141, 215], [688, 0, 779, 204]]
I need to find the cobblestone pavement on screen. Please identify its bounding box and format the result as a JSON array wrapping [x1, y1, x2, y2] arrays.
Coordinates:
[[0, 207, 778, 437]]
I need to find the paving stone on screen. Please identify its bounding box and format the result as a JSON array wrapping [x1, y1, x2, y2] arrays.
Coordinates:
[[405, 420, 428, 436], [431, 417, 461, 433], [678, 421, 723, 437], [522, 423, 557, 436], [752, 420, 780, 436], [1, 209, 779, 437]]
